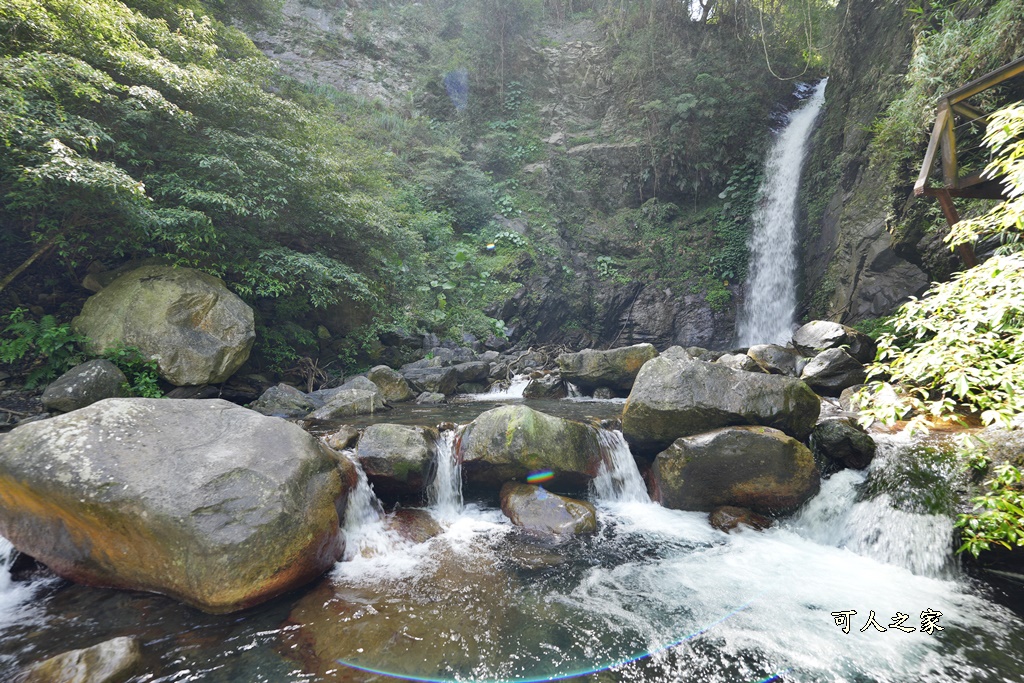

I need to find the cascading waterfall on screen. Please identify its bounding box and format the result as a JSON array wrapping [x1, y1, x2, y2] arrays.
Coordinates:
[[592, 429, 650, 504], [473, 374, 530, 400], [737, 80, 827, 346], [337, 455, 393, 561], [427, 428, 463, 522]]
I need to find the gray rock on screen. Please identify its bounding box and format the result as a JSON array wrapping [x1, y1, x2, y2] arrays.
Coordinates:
[[249, 383, 315, 418], [716, 353, 764, 373], [0, 398, 344, 613], [499, 483, 597, 539], [557, 343, 658, 393], [415, 392, 446, 405], [452, 361, 490, 384], [73, 266, 255, 386], [457, 382, 488, 395], [357, 424, 437, 498], [41, 360, 128, 413], [324, 425, 360, 451], [792, 321, 877, 364], [685, 347, 723, 362], [306, 389, 387, 420], [622, 353, 820, 456], [367, 366, 414, 403], [810, 417, 877, 473], [523, 375, 568, 399], [747, 344, 801, 376], [402, 367, 458, 396], [457, 405, 602, 493], [21, 636, 143, 683], [800, 348, 868, 397], [652, 426, 820, 515]]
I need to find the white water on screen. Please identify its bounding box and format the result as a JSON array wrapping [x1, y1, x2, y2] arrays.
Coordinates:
[[337, 453, 395, 562], [737, 80, 828, 346], [472, 374, 529, 400], [592, 429, 651, 504], [428, 429, 463, 523]]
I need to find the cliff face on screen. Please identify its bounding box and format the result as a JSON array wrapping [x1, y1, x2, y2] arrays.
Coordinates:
[[797, 0, 931, 325]]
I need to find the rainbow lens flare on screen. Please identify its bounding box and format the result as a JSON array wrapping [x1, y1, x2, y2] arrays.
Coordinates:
[[525, 471, 554, 484]]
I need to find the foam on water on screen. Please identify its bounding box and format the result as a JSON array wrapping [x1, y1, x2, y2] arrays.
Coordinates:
[[428, 428, 463, 523], [592, 429, 651, 505]]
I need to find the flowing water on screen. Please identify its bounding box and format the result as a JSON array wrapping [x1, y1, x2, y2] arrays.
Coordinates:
[[737, 81, 828, 346], [428, 428, 464, 523], [2, 410, 1024, 682]]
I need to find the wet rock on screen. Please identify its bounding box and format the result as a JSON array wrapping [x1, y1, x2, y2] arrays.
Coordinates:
[[792, 321, 877, 364], [386, 508, 443, 544], [592, 387, 616, 399], [716, 353, 764, 373], [323, 424, 359, 451], [800, 348, 868, 397], [708, 506, 773, 533], [453, 361, 490, 384], [523, 374, 568, 399], [747, 344, 801, 376], [402, 367, 458, 396], [651, 426, 819, 515], [306, 389, 386, 421], [499, 483, 597, 539], [367, 365, 414, 403], [21, 636, 143, 683], [457, 405, 602, 493], [0, 398, 345, 613], [415, 391, 446, 405], [622, 351, 820, 456], [311, 376, 380, 405], [557, 343, 658, 393], [810, 417, 877, 473], [356, 424, 437, 498], [248, 383, 315, 418], [41, 360, 127, 413], [458, 382, 488, 394], [839, 385, 866, 412], [73, 265, 254, 386]]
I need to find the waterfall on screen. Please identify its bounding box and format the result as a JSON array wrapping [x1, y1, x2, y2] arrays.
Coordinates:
[[592, 429, 651, 504], [737, 80, 827, 346], [339, 456, 393, 561], [428, 429, 463, 522], [473, 375, 529, 400]]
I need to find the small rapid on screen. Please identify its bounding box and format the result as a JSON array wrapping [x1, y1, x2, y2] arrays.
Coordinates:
[[427, 428, 463, 523]]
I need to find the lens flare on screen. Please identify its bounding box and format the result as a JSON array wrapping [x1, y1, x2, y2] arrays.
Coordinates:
[[525, 471, 554, 484]]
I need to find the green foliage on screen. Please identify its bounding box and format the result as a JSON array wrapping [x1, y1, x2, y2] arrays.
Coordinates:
[[100, 344, 162, 397], [0, 308, 86, 387], [956, 462, 1024, 558], [852, 316, 896, 340]]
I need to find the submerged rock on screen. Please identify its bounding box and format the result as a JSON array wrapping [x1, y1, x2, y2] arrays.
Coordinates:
[[356, 424, 437, 498], [21, 636, 143, 683], [557, 343, 658, 394], [810, 417, 876, 473], [621, 350, 820, 456], [792, 320, 877, 364], [41, 360, 128, 413], [500, 483, 597, 539], [386, 508, 444, 544], [248, 383, 315, 418], [0, 398, 345, 613], [651, 426, 820, 515], [73, 265, 255, 386], [457, 405, 602, 493], [708, 505, 773, 533], [800, 348, 868, 397]]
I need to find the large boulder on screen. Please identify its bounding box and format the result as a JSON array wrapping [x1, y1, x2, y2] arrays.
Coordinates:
[[0, 398, 345, 613], [401, 367, 458, 396], [621, 351, 820, 456], [747, 344, 802, 376], [73, 266, 255, 386], [522, 374, 568, 399], [792, 321, 877, 364], [41, 360, 128, 413], [809, 417, 876, 473], [366, 366, 414, 403], [456, 405, 602, 492], [557, 344, 658, 394], [800, 348, 868, 397], [452, 361, 490, 384], [248, 383, 316, 418], [356, 424, 437, 498], [651, 426, 820, 515], [306, 389, 386, 421], [499, 483, 597, 539], [21, 636, 143, 683]]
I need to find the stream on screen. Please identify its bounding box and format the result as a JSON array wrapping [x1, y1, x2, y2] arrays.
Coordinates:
[[2, 393, 1024, 682]]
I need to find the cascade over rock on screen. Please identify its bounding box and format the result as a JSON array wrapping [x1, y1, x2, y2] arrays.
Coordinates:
[[73, 265, 255, 387], [622, 349, 820, 456], [651, 426, 820, 515], [456, 405, 601, 493], [356, 424, 437, 498], [0, 398, 345, 613]]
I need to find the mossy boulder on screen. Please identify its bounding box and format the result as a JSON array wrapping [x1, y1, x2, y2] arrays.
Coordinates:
[[73, 266, 255, 386], [367, 365, 414, 403], [622, 352, 820, 456], [651, 426, 820, 515], [499, 483, 597, 539], [0, 398, 345, 614], [356, 424, 438, 498], [456, 405, 602, 493], [809, 416, 876, 473], [557, 343, 658, 394], [21, 636, 143, 683]]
